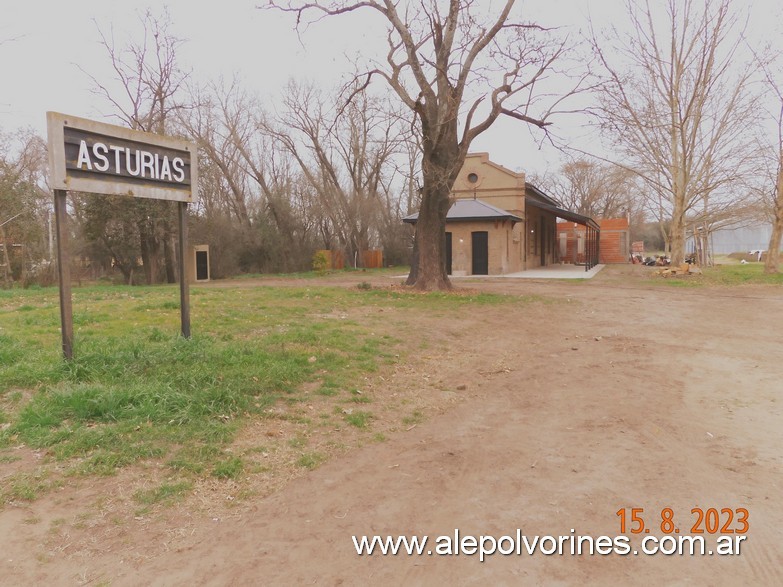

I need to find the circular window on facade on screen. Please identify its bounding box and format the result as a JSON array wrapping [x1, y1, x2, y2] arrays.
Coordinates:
[[467, 172, 479, 184]]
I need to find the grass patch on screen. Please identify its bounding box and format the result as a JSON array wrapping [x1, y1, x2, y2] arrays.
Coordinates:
[[288, 435, 308, 449], [344, 410, 373, 428], [706, 263, 783, 285], [402, 410, 425, 426], [168, 444, 222, 474], [233, 266, 409, 281], [296, 451, 325, 470], [0, 280, 537, 504], [0, 285, 391, 482], [212, 456, 244, 479], [653, 263, 783, 287], [358, 287, 523, 308], [0, 470, 63, 505], [134, 481, 192, 506]]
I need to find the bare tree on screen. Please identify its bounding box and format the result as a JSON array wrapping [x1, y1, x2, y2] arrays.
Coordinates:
[[757, 58, 783, 273], [86, 9, 187, 134], [268, 0, 590, 289], [81, 9, 188, 284], [180, 80, 259, 229], [538, 159, 635, 218], [181, 80, 325, 274], [0, 129, 51, 286], [264, 81, 404, 267], [593, 0, 757, 266]]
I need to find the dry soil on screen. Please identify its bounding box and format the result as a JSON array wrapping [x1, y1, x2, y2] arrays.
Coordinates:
[[1, 266, 781, 586]]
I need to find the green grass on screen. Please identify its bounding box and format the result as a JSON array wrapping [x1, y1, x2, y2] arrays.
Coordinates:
[[233, 266, 409, 280], [402, 409, 425, 426], [288, 435, 308, 449], [0, 471, 63, 505], [0, 280, 539, 504], [343, 410, 373, 428], [134, 481, 192, 506], [654, 263, 783, 287], [707, 263, 783, 285], [296, 451, 325, 470], [212, 456, 244, 479]]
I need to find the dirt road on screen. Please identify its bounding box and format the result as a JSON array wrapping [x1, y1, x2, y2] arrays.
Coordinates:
[[2, 267, 781, 585]]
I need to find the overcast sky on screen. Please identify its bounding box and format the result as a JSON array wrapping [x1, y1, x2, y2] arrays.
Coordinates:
[[2, 0, 780, 176]]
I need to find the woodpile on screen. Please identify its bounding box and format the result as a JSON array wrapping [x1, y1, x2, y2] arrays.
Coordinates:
[[656, 263, 703, 277]]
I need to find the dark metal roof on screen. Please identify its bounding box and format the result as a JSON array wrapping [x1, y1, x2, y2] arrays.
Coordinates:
[[524, 182, 561, 207], [402, 198, 522, 224], [525, 198, 601, 231], [402, 186, 599, 231], [524, 182, 600, 230]]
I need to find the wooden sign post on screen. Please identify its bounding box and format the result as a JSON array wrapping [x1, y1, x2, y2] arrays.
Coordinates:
[[177, 201, 191, 338], [47, 112, 198, 359], [53, 189, 73, 359]]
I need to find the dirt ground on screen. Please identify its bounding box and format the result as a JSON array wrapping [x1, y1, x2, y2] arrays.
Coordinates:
[[2, 265, 782, 586]]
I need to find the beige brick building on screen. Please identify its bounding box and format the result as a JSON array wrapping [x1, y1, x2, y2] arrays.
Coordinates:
[[404, 153, 600, 275]]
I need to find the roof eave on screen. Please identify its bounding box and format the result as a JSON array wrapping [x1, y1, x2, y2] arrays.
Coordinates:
[[403, 215, 522, 224]]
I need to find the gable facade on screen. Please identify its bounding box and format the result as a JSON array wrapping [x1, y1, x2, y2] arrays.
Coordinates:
[[404, 153, 600, 276]]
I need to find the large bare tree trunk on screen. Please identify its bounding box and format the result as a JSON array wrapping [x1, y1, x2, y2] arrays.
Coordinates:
[[0, 226, 11, 286], [407, 176, 452, 289], [669, 202, 687, 266], [139, 229, 157, 285], [406, 125, 459, 289], [163, 226, 177, 283], [764, 163, 783, 273], [659, 222, 670, 256]]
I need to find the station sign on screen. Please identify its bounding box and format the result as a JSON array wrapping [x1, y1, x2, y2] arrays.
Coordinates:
[[47, 112, 197, 202], [46, 112, 197, 359]]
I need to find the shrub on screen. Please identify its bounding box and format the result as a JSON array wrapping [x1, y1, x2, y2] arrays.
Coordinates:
[[312, 250, 329, 272]]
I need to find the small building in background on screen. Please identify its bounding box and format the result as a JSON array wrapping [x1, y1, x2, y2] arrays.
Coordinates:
[[557, 218, 630, 265], [188, 245, 210, 283], [405, 199, 524, 276], [686, 224, 780, 255], [404, 153, 600, 275]]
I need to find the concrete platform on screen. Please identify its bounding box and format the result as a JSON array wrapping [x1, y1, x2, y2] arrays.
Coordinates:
[[501, 264, 605, 279], [392, 264, 605, 281]]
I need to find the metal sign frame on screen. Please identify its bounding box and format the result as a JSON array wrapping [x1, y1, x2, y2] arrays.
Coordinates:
[[47, 112, 198, 359], [47, 112, 197, 202]]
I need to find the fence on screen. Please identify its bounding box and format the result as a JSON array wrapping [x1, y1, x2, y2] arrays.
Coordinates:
[[316, 249, 384, 270]]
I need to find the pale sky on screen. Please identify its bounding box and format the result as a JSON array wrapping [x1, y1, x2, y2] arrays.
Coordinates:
[[2, 0, 780, 176]]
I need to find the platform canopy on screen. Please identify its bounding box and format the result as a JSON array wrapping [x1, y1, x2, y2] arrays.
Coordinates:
[[524, 192, 600, 232]]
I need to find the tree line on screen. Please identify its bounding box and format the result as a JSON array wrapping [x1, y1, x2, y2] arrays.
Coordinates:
[[1, 1, 782, 289]]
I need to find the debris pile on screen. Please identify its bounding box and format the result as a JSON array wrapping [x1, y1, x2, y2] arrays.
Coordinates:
[[633, 254, 671, 266], [656, 263, 702, 277]]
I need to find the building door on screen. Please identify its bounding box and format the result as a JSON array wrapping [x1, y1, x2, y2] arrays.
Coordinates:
[[196, 250, 209, 281], [559, 232, 567, 260], [472, 231, 488, 275], [540, 217, 546, 266], [445, 232, 453, 275]]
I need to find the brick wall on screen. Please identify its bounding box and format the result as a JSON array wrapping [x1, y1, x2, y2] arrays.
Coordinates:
[[557, 218, 630, 264]]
